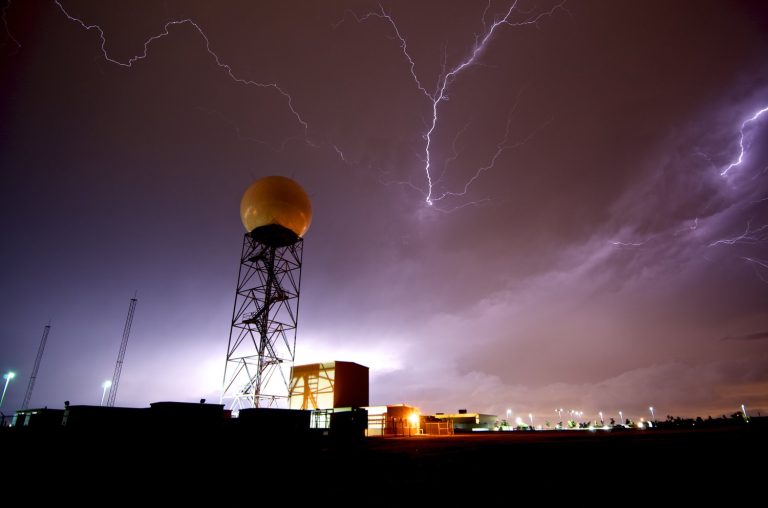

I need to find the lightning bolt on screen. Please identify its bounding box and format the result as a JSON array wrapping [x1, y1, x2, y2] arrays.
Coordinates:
[[742, 257, 768, 284], [432, 114, 552, 203], [673, 217, 699, 236], [708, 221, 768, 247], [609, 240, 648, 248], [720, 105, 768, 176], [1, 0, 20, 51], [332, 145, 348, 163], [338, 1, 565, 206], [432, 198, 493, 214], [53, 0, 308, 137], [433, 121, 472, 187], [195, 107, 269, 148]]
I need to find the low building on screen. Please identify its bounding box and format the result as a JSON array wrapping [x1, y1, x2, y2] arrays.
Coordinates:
[[431, 410, 498, 432], [238, 407, 311, 435], [149, 401, 225, 429], [365, 404, 420, 436], [13, 408, 65, 429], [289, 361, 369, 410], [62, 404, 148, 430]]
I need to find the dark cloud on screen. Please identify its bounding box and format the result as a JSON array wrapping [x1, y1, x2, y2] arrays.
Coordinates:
[[1, 0, 767, 417], [723, 331, 768, 342]]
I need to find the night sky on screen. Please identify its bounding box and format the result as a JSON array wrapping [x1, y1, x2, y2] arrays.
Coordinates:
[[2, 0, 767, 422]]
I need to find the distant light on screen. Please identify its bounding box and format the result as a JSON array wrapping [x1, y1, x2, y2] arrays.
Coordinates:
[[408, 413, 419, 426], [102, 380, 112, 389], [4, 372, 15, 380]]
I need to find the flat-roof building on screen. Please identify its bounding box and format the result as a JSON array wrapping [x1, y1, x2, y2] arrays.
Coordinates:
[[288, 361, 369, 410]]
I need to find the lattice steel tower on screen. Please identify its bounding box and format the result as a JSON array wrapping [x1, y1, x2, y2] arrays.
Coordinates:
[[21, 322, 52, 410], [107, 296, 138, 407], [221, 176, 312, 412]]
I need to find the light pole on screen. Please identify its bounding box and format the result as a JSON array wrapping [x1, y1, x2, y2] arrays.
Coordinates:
[[101, 380, 112, 406], [649, 406, 655, 424], [619, 410, 624, 426], [506, 408, 512, 426], [1, 372, 16, 409], [741, 404, 748, 420], [599, 411, 604, 426], [529, 413, 534, 428]]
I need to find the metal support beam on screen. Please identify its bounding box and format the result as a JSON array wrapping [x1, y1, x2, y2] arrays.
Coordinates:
[[221, 227, 304, 412]]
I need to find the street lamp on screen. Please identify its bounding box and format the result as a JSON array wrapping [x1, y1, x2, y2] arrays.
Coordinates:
[[529, 413, 534, 427], [101, 380, 112, 406], [599, 411, 604, 425], [619, 410, 624, 426], [741, 404, 748, 420], [1, 371, 16, 409], [649, 406, 655, 424]]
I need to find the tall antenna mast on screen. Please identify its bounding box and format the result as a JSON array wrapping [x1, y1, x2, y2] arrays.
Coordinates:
[[21, 322, 52, 410], [107, 295, 138, 407]]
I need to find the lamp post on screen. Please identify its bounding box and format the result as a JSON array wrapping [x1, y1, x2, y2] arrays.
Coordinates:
[[619, 410, 624, 426], [649, 406, 655, 425], [599, 411, 604, 426], [528, 413, 534, 428], [1, 372, 16, 409], [101, 380, 112, 406], [741, 404, 748, 420]]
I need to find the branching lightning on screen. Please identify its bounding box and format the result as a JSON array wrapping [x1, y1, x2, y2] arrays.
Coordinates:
[[609, 240, 648, 248], [195, 107, 269, 148], [433, 121, 472, 186], [721, 105, 768, 176], [673, 218, 699, 236], [614, 103, 768, 284], [332, 145, 348, 163], [53, 0, 308, 136], [708, 221, 768, 247], [431, 197, 493, 214], [432, 115, 552, 203], [1, 0, 20, 51], [742, 257, 768, 284], [338, 1, 565, 206]]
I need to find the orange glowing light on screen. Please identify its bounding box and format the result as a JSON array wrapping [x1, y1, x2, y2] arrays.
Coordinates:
[[240, 176, 312, 236]]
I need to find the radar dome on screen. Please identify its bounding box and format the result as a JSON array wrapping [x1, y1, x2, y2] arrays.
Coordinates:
[[240, 176, 312, 237]]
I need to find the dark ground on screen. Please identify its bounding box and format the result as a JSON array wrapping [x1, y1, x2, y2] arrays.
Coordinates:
[[2, 426, 763, 499]]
